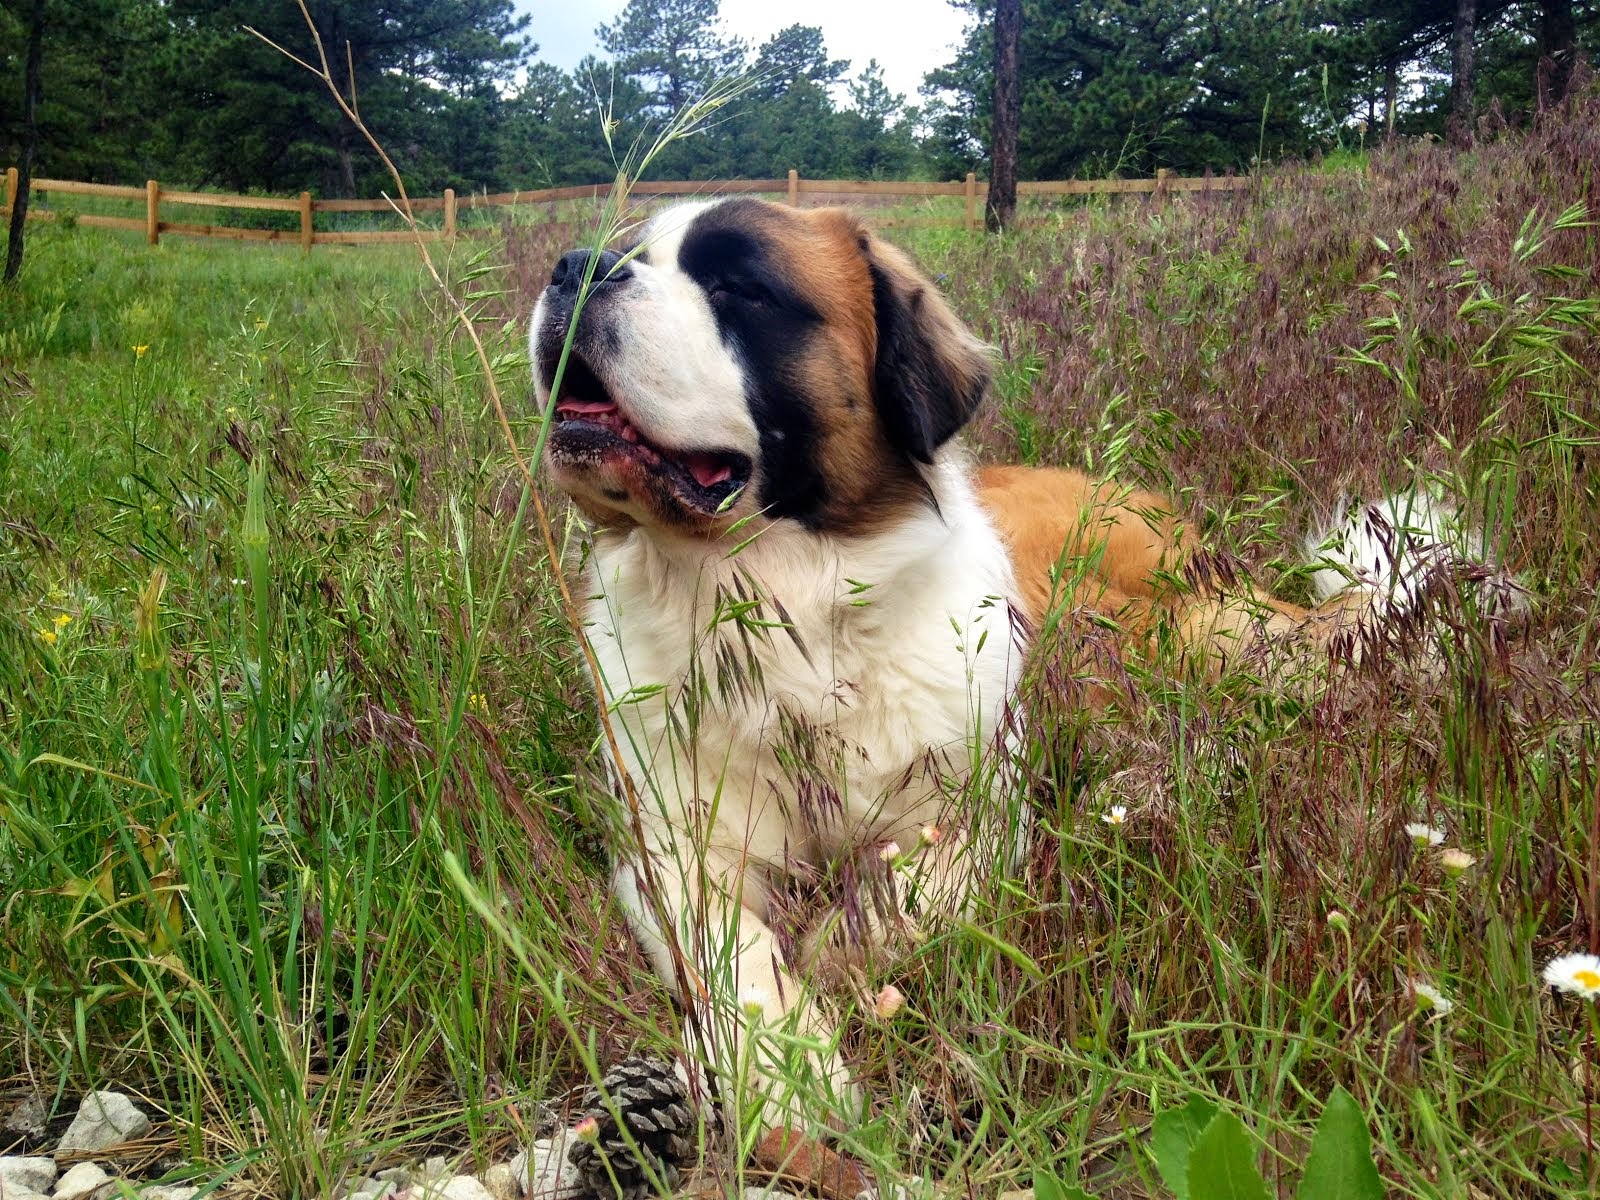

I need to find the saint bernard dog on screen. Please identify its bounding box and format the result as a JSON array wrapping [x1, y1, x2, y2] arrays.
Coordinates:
[[529, 197, 1508, 1127]]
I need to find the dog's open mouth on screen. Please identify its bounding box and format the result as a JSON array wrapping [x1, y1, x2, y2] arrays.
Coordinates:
[[545, 355, 752, 514]]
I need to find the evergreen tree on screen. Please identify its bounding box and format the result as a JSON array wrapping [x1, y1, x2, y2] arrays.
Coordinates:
[[1, 0, 177, 184], [596, 0, 746, 118], [843, 60, 920, 178], [751, 24, 848, 98], [160, 0, 532, 195]]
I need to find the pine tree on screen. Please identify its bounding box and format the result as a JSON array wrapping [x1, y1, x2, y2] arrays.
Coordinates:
[[597, 0, 745, 118], [160, 0, 532, 195], [751, 24, 848, 99]]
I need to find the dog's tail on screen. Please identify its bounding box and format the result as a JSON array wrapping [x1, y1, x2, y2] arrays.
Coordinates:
[[1304, 489, 1529, 629]]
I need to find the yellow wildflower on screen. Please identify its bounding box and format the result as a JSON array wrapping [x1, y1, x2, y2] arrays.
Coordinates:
[[38, 628, 57, 645], [54, 613, 72, 629], [133, 344, 150, 359]]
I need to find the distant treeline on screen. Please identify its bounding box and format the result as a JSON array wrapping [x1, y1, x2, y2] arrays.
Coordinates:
[[1, 0, 1596, 198]]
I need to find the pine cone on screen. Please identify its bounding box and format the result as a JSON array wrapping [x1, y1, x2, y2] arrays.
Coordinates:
[[567, 1054, 710, 1200]]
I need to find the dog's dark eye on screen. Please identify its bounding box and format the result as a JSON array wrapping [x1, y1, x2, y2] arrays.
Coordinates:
[[708, 277, 768, 306]]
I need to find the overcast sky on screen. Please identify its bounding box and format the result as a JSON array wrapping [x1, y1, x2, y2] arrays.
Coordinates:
[[513, 0, 973, 103]]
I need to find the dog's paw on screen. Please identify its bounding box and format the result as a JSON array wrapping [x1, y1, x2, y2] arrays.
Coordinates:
[[796, 905, 922, 991]]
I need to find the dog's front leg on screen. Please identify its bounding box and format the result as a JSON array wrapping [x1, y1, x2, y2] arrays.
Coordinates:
[[612, 848, 859, 1131]]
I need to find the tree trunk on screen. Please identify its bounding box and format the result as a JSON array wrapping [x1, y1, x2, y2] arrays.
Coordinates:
[[1536, 0, 1576, 108], [1384, 59, 1398, 136], [1448, 0, 1477, 146], [986, 0, 1021, 233], [4, 0, 45, 285]]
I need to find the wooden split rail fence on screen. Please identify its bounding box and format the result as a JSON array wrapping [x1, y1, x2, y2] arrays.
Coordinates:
[[2, 166, 1251, 254]]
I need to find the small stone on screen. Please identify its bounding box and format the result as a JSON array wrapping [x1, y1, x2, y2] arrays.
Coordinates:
[[139, 1186, 199, 1200], [420, 1157, 452, 1181], [337, 1177, 382, 1200], [57, 1093, 152, 1153], [519, 1136, 579, 1199], [376, 1166, 413, 1184], [4, 1095, 48, 1139], [0, 1157, 59, 1194], [481, 1162, 521, 1200], [416, 1176, 493, 1200], [53, 1162, 111, 1200]]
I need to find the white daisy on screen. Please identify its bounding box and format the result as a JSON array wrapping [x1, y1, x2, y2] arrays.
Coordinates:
[[1542, 952, 1600, 1000], [1438, 848, 1476, 878], [1411, 979, 1454, 1017], [1405, 822, 1445, 849], [1101, 805, 1129, 827]]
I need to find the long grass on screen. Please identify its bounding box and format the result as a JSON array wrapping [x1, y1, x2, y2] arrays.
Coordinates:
[[4, 90, 1600, 1200]]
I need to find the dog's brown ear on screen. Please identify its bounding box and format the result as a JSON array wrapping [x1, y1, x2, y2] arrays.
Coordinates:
[[866, 237, 992, 464]]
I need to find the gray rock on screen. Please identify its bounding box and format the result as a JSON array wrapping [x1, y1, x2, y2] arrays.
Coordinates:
[[53, 1162, 111, 1200], [517, 1135, 579, 1200], [335, 1177, 381, 1200], [419, 1157, 453, 1181], [3, 1095, 48, 1139], [57, 1093, 151, 1152], [0, 1157, 58, 1194], [375, 1166, 413, 1185], [2, 1190, 50, 1200], [481, 1162, 521, 1200], [138, 1186, 199, 1200], [417, 1176, 493, 1200]]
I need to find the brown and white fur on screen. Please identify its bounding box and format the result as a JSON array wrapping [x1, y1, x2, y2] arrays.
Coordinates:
[[529, 198, 1502, 1127]]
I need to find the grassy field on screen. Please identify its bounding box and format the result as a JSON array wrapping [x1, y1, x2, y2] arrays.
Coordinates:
[[3, 95, 1600, 1200]]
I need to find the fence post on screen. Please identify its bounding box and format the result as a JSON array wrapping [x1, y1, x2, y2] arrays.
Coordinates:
[[299, 191, 313, 256], [787, 169, 799, 207], [964, 172, 977, 232], [444, 187, 457, 241], [145, 179, 161, 246], [3, 167, 16, 216], [1155, 167, 1170, 211]]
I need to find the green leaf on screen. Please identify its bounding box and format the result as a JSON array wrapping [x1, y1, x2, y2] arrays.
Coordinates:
[[1187, 1112, 1271, 1200], [1296, 1087, 1384, 1200], [1151, 1095, 1219, 1200], [1033, 1168, 1093, 1200]]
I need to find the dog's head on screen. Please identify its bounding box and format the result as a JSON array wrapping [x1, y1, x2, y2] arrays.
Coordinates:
[[531, 198, 991, 535]]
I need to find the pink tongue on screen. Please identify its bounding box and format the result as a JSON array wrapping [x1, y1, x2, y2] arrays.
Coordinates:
[[556, 397, 616, 415], [687, 456, 732, 488]]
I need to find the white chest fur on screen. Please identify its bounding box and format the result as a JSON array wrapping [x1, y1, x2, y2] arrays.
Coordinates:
[[582, 457, 1022, 871]]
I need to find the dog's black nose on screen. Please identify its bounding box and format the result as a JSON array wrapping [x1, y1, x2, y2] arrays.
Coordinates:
[[550, 248, 633, 297]]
